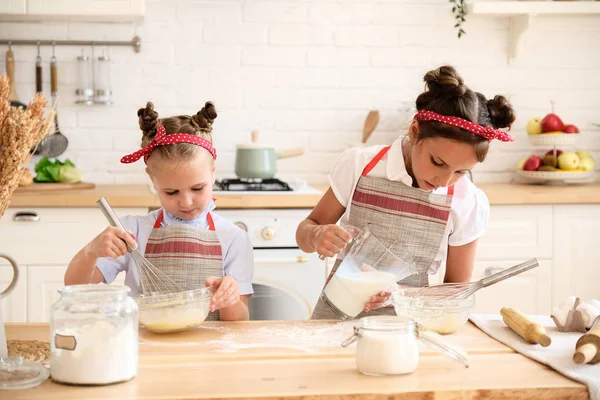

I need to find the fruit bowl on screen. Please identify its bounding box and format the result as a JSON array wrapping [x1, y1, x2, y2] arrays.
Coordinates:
[[517, 169, 594, 184], [528, 133, 579, 147]]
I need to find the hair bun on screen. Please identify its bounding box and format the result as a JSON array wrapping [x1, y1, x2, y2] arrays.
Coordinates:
[[423, 65, 467, 99], [487, 95, 516, 129], [191, 101, 218, 133], [138, 101, 159, 138]]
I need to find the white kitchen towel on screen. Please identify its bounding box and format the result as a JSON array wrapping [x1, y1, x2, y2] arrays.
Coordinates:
[[469, 314, 599, 400]]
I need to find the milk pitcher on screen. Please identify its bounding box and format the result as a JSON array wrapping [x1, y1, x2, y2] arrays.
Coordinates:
[[320, 225, 417, 319]]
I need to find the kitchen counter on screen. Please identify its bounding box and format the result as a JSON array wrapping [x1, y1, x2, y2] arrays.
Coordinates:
[[6, 320, 588, 400], [7, 182, 600, 209]]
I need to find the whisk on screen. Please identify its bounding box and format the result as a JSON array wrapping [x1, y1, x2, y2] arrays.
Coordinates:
[[409, 258, 539, 301], [96, 197, 185, 296]]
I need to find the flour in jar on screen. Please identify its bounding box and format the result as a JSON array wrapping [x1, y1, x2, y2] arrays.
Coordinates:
[[324, 269, 398, 318], [51, 319, 138, 385]]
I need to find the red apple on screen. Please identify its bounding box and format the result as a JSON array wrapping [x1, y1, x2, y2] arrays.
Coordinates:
[[545, 149, 563, 157], [523, 155, 543, 171], [541, 113, 565, 133], [563, 124, 579, 134]]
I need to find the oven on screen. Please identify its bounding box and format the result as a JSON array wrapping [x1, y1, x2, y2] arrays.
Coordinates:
[[214, 180, 326, 321]]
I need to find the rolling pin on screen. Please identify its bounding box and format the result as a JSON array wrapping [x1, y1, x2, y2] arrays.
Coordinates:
[[573, 327, 600, 365], [500, 307, 552, 347]]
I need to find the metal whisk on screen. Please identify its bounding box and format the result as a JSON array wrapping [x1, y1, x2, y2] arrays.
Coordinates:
[[97, 197, 185, 296], [410, 258, 539, 301]]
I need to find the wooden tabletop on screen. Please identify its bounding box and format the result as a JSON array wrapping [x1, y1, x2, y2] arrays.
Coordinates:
[[5, 320, 588, 400], [7, 182, 600, 209]]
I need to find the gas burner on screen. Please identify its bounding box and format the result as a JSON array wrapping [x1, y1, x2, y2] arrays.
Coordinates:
[[214, 178, 293, 192]]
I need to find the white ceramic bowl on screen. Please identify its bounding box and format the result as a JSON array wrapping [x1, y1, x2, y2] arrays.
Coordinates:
[[392, 291, 474, 335]]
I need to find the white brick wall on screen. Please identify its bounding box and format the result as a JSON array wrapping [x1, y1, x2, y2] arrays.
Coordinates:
[[2, 0, 600, 185]]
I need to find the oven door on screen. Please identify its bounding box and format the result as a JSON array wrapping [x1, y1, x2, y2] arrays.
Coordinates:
[[248, 249, 326, 321]]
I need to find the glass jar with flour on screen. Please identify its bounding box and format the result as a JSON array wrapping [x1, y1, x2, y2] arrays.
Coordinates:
[[50, 284, 139, 385], [341, 316, 468, 376]]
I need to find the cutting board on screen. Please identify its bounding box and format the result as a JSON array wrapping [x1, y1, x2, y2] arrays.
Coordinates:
[[14, 182, 96, 192]]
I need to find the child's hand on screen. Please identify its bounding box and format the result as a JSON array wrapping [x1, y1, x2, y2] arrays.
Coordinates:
[[205, 276, 240, 312], [364, 290, 393, 313], [85, 227, 137, 259]]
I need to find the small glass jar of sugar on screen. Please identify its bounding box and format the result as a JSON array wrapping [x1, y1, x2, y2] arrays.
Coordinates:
[[341, 316, 468, 376], [50, 284, 139, 385]]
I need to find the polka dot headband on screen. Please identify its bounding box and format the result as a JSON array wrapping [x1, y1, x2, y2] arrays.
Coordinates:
[[415, 110, 514, 142], [120, 125, 217, 164]]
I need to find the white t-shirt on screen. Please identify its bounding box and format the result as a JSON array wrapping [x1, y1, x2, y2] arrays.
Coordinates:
[[328, 137, 490, 275]]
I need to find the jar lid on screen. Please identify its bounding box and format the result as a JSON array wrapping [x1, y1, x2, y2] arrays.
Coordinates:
[[0, 355, 49, 390], [417, 329, 469, 368], [341, 316, 416, 347]]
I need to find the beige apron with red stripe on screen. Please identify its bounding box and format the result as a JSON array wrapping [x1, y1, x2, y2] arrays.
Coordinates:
[[144, 210, 223, 321], [312, 145, 454, 320]]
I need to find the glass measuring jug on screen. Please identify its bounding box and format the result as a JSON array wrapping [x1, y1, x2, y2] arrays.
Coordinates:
[[320, 225, 417, 319]]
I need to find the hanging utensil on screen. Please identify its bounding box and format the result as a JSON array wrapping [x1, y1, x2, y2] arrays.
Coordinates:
[[362, 110, 379, 144], [40, 44, 68, 158], [35, 42, 42, 94], [6, 44, 20, 103]]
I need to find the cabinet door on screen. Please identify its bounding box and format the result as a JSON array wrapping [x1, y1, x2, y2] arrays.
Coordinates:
[[470, 260, 552, 315], [0, 207, 147, 265], [26, 265, 67, 322], [27, 0, 144, 19], [0, 0, 26, 14], [553, 205, 600, 307], [476, 205, 553, 261], [0, 264, 27, 322]]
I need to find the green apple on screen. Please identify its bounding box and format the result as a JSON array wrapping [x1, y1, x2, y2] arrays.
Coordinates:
[[557, 152, 580, 171], [579, 158, 595, 171], [576, 150, 593, 161], [526, 117, 543, 135]]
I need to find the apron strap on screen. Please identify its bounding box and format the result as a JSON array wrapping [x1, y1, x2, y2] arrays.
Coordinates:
[[447, 185, 455, 196], [207, 212, 216, 231], [153, 210, 217, 231], [361, 145, 391, 176]]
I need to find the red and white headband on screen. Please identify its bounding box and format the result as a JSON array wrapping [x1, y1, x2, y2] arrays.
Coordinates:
[[120, 125, 217, 164], [414, 110, 514, 142]]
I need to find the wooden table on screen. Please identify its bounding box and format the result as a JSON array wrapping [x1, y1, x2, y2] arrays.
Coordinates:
[[5, 320, 589, 400]]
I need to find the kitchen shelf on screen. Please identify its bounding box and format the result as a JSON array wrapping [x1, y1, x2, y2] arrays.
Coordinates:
[[469, 1, 600, 64]]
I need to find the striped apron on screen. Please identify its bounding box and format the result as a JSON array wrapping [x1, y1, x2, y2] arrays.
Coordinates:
[[312, 145, 454, 320], [144, 210, 223, 321]]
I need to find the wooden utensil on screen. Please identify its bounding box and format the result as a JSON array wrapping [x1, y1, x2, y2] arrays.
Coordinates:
[[573, 326, 600, 365], [6, 46, 18, 102], [362, 110, 379, 144], [501, 307, 551, 347]]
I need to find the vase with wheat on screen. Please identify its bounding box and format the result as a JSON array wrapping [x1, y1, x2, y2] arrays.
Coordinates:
[[0, 74, 55, 218]]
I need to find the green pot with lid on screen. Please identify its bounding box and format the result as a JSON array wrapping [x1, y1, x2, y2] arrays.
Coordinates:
[[235, 131, 304, 180]]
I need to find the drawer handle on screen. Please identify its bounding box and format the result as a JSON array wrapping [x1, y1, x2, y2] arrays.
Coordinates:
[[484, 267, 505, 277], [13, 212, 40, 222]]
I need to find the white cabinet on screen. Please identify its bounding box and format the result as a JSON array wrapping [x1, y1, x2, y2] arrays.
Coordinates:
[[0, 0, 144, 20], [27, 0, 144, 19], [27, 265, 67, 322], [552, 205, 600, 306], [0, 265, 26, 322], [0, 0, 26, 14], [470, 260, 552, 315], [477, 205, 553, 261]]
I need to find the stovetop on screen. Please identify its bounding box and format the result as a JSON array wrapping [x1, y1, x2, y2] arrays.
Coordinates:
[[213, 178, 292, 192]]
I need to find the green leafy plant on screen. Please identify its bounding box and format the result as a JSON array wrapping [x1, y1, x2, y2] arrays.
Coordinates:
[[450, 0, 467, 38], [34, 157, 82, 183]]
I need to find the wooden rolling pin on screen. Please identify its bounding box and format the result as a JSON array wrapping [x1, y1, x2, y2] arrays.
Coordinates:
[[501, 307, 552, 347], [573, 327, 600, 365]]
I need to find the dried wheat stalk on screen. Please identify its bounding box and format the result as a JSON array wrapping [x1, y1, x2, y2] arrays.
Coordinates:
[[0, 75, 55, 218]]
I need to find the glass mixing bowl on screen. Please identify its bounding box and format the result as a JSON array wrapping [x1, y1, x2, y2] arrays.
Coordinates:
[[392, 290, 475, 335], [136, 287, 214, 333]]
